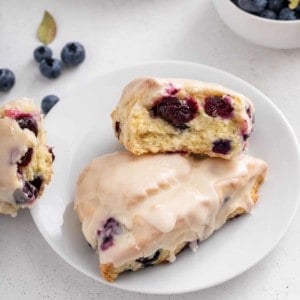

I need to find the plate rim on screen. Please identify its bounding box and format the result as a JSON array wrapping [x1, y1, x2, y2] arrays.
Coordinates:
[[30, 60, 300, 294]]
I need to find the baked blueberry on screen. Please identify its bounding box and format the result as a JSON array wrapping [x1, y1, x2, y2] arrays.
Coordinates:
[[61, 42, 85, 67], [0, 69, 15, 92], [41, 95, 60, 115], [18, 148, 33, 168], [14, 179, 38, 205], [16, 114, 38, 137], [204, 96, 233, 118], [115, 122, 121, 138], [98, 217, 121, 251], [34, 45, 53, 63], [136, 250, 161, 267], [212, 139, 232, 155], [39, 58, 63, 79], [151, 96, 198, 129]]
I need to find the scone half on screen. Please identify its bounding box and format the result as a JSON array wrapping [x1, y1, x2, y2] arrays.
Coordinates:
[[111, 77, 254, 159]]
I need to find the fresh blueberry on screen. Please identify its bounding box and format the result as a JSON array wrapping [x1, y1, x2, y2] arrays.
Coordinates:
[[41, 95, 60, 115], [237, 0, 267, 13], [61, 42, 85, 67], [212, 139, 232, 155], [260, 9, 277, 19], [278, 7, 297, 20], [33, 45, 53, 63], [0, 69, 15, 92], [39, 58, 63, 79], [151, 96, 198, 129], [267, 0, 284, 12]]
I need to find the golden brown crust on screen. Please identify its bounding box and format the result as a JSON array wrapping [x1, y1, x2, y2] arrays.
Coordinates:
[[99, 175, 265, 282]]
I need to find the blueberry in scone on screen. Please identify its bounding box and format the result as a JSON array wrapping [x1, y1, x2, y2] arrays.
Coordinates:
[[0, 99, 54, 216]]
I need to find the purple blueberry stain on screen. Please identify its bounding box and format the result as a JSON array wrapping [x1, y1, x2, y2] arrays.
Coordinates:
[[204, 95, 233, 118], [212, 139, 232, 155], [97, 217, 122, 251], [165, 83, 180, 96], [150, 96, 198, 129]]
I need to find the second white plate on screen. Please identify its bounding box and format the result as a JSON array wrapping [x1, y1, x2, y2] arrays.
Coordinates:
[[31, 61, 300, 294]]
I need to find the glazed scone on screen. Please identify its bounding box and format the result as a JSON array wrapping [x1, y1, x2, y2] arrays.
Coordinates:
[[75, 151, 267, 282], [0, 99, 54, 216], [111, 77, 254, 159]]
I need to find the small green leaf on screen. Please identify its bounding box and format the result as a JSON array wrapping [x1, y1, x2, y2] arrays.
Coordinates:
[[289, 0, 300, 9], [37, 11, 57, 45]]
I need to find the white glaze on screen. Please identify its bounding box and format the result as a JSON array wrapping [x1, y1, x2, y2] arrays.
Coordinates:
[[75, 151, 266, 268]]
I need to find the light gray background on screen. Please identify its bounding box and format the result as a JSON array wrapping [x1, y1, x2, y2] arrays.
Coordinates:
[[0, 0, 299, 299]]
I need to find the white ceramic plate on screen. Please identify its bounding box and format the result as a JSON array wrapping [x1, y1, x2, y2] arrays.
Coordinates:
[[31, 61, 300, 294]]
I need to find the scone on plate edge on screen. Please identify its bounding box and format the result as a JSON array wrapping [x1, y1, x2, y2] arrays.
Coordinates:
[[111, 77, 254, 159], [75, 151, 267, 282], [0, 98, 54, 216]]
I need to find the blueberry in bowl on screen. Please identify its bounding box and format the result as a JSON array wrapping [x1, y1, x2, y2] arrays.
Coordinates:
[[212, 0, 300, 48]]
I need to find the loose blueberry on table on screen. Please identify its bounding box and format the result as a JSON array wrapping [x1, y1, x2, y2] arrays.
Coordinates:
[[41, 95, 60, 115], [39, 58, 63, 79], [61, 42, 86, 67], [0, 68, 15, 92], [34, 45, 53, 63]]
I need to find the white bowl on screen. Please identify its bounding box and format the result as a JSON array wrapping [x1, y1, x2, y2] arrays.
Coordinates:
[[212, 0, 300, 49]]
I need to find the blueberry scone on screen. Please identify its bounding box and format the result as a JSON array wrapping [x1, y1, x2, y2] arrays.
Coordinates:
[[0, 99, 54, 216], [111, 78, 254, 159], [75, 151, 267, 282]]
